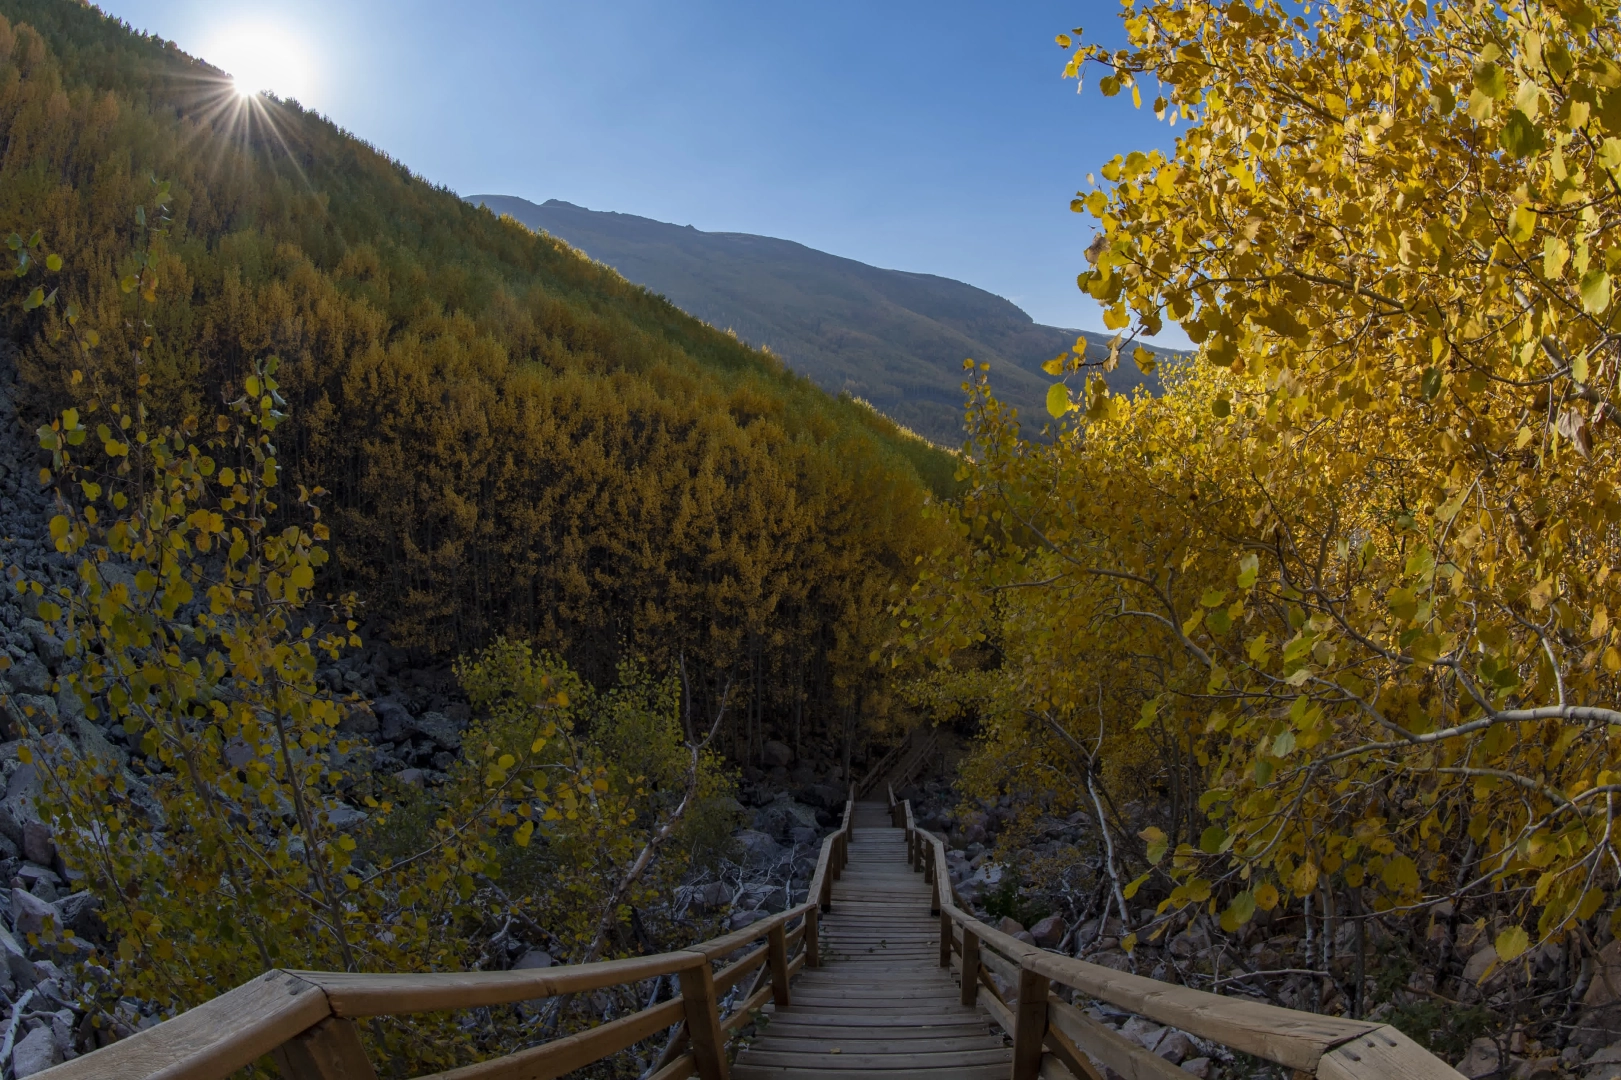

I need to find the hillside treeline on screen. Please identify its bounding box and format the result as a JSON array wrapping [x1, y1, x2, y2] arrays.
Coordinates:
[[0, 0, 954, 758]]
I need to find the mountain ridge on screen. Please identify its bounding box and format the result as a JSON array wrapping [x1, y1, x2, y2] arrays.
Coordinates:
[[468, 194, 1168, 444]]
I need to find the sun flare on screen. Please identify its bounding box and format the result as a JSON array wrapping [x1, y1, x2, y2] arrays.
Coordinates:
[[205, 23, 313, 103]]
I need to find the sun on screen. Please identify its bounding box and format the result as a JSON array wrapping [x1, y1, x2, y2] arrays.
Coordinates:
[[205, 22, 313, 103]]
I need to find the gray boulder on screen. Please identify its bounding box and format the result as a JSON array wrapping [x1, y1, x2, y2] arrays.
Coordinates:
[[802, 783, 846, 810], [19, 621, 63, 669], [373, 699, 413, 742], [7, 655, 51, 696], [54, 891, 103, 942], [337, 702, 379, 736], [8, 695, 56, 730], [53, 688, 83, 722], [6, 762, 42, 824], [0, 802, 23, 849], [411, 711, 463, 751], [0, 923, 35, 988], [12, 888, 57, 938], [69, 715, 126, 767], [513, 949, 555, 970], [21, 819, 53, 866], [753, 798, 819, 839], [1120, 1017, 1166, 1049], [1030, 914, 1068, 948], [1155, 1031, 1196, 1064], [727, 909, 768, 931], [119, 773, 167, 828], [761, 740, 794, 768], [735, 829, 783, 868], [323, 805, 369, 832], [11, 1024, 60, 1078], [1577, 940, 1621, 1054], [1455, 1037, 1504, 1079], [1587, 1042, 1621, 1070]]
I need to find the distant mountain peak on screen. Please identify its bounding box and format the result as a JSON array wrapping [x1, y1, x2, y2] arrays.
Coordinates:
[[467, 194, 1168, 443]]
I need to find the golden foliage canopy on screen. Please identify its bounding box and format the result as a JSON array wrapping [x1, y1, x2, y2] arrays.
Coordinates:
[[906, 0, 1621, 957]]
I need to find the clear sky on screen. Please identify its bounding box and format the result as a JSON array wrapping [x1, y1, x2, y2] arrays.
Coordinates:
[[92, 0, 1181, 341]]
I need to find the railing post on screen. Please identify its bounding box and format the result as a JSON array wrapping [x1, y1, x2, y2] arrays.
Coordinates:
[[1011, 964, 1051, 1080], [677, 957, 731, 1080], [960, 929, 980, 1007], [272, 1017, 377, 1080], [767, 923, 792, 1008], [806, 906, 821, 967], [939, 910, 952, 968], [926, 843, 939, 916]]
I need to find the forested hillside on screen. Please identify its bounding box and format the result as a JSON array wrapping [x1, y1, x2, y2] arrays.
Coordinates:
[[467, 195, 1170, 445], [0, 0, 953, 757]]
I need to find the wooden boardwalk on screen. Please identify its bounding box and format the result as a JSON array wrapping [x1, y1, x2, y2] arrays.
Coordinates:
[[734, 802, 1012, 1080], [41, 786, 1464, 1080]]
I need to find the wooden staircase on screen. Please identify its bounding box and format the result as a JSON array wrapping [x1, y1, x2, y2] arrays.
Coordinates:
[[734, 802, 1010, 1080], [35, 786, 1467, 1080]]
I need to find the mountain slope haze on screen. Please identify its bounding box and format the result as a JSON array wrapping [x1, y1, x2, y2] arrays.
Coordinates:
[[468, 195, 1168, 444]]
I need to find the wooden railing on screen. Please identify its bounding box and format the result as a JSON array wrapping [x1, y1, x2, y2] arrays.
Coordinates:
[[36, 788, 859, 1080], [855, 724, 939, 800], [889, 786, 1464, 1080], [855, 727, 913, 799]]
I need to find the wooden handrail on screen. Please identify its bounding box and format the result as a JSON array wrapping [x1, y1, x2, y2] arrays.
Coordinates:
[[36, 785, 860, 1080], [886, 785, 1464, 1080], [855, 727, 914, 798], [894, 725, 940, 790], [855, 723, 944, 801]]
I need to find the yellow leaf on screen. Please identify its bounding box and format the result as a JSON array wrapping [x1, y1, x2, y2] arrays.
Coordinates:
[[1046, 383, 1072, 418], [1581, 270, 1612, 314], [1495, 926, 1529, 963]]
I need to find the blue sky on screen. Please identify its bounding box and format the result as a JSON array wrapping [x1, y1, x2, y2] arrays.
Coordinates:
[[94, 0, 1180, 341]]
